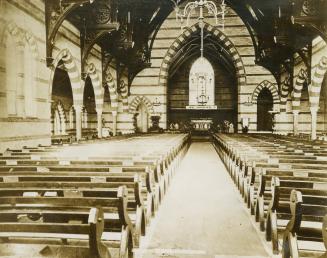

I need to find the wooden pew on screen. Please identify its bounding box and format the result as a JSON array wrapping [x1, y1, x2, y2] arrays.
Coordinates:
[[212, 133, 327, 257], [0, 163, 161, 215], [251, 167, 327, 230], [0, 186, 134, 257], [279, 189, 327, 258], [0, 207, 110, 258], [0, 173, 148, 245]]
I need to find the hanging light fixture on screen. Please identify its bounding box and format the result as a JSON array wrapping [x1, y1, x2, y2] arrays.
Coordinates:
[[171, 0, 227, 58]]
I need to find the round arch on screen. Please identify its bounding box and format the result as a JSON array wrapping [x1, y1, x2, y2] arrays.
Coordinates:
[[129, 96, 154, 114], [309, 56, 327, 109], [104, 69, 118, 112], [251, 80, 280, 105], [86, 63, 104, 111], [49, 49, 83, 107]]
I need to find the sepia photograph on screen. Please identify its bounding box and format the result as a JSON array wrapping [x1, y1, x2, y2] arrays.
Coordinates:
[[0, 0, 326, 257]]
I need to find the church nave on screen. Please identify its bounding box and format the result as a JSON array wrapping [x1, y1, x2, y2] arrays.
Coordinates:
[[136, 142, 270, 258]]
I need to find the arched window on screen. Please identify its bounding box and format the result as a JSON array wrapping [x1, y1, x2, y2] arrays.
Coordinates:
[[24, 41, 37, 117], [188, 57, 215, 107], [4, 32, 18, 116]]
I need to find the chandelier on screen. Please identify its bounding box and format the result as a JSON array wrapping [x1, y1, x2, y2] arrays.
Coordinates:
[[171, 0, 227, 58]]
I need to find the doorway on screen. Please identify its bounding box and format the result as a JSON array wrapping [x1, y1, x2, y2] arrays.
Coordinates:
[[136, 103, 148, 133], [257, 88, 273, 131]]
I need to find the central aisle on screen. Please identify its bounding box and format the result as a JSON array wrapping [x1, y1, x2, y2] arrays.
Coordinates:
[[137, 142, 271, 258]]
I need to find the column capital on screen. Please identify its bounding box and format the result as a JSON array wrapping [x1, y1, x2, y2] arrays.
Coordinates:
[[112, 110, 118, 116], [96, 108, 103, 115], [292, 110, 300, 115]]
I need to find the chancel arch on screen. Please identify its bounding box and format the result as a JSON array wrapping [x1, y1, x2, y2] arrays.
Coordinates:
[[163, 22, 243, 130], [159, 23, 246, 91]]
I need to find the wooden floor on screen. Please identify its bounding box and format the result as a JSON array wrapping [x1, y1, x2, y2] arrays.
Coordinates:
[[136, 142, 272, 258]]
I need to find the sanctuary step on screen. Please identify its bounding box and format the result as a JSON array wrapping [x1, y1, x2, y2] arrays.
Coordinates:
[[191, 135, 211, 142], [191, 131, 211, 142]]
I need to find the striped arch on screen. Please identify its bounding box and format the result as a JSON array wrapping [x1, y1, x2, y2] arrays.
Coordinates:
[[129, 96, 154, 114], [87, 63, 104, 111], [119, 80, 129, 112], [158, 22, 246, 91], [309, 56, 327, 109], [280, 76, 291, 113], [104, 69, 118, 113], [49, 49, 83, 107], [292, 69, 308, 112], [251, 80, 280, 104]]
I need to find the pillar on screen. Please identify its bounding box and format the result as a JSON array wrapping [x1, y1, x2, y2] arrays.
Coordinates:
[[310, 106, 318, 140], [61, 117, 66, 135], [292, 110, 299, 136], [112, 111, 117, 136], [96, 109, 103, 138], [74, 105, 82, 140]]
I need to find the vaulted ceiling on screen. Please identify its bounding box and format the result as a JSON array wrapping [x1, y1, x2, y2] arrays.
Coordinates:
[[45, 0, 327, 86]]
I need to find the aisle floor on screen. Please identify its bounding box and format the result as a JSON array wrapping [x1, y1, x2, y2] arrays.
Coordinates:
[[136, 142, 272, 258]]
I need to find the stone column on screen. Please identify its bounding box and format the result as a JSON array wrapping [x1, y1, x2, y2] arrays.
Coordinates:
[[292, 110, 299, 136], [310, 107, 318, 140], [74, 105, 82, 141], [96, 109, 103, 138], [112, 111, 117, 136]]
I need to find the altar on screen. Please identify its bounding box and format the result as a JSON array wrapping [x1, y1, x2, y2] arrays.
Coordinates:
[[191, 119, 213, 131]]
